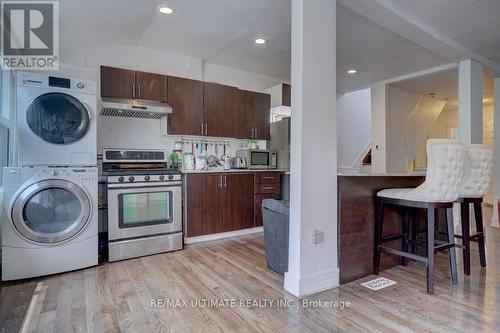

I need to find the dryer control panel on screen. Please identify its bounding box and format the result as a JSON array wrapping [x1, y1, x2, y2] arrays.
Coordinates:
[[17, 72, 96, 95]]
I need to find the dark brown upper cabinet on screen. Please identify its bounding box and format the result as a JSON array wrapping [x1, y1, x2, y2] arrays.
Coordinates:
[[253, 92, 271, 140], [136, 71, 167, 102], [282, 83, 291, 107], [167, 76, 204, 136], [100, 66, 136, 99], [236, 90, 271, 140], [237, 90, 255, 139], [100, 66, 167, 102], [203, 82, 239, 138]]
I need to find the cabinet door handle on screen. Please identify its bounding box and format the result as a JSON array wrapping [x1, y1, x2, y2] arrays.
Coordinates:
[[138, 84, 141, 99], [201, 122, 204, 135], [255, 128, 257, 138], [263, 186, 274, 190], [132, 83, 136, 99], [224, 175, 227, 188], [251, 128, 254, 138], [219, 175, 223, 188], [205, 123, 208, 136], [262, 176, 274, 179]]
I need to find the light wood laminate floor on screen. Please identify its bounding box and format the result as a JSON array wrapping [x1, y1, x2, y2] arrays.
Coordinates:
[[9, 210, 500, 332]]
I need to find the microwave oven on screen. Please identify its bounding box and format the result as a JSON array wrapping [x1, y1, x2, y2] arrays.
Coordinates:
[[235, 149, 277, 169]]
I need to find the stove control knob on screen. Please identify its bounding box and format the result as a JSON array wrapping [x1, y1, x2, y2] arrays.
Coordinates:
[[145, 175, 150, 181], [118, 176, 124, 183], [168, 175, 174, 180], [129, 176, 135, 182], [159, 175, 165, 181], [49, 170, 58, 177]]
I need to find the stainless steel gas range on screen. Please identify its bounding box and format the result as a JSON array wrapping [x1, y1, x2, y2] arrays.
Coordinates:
[[103, 149, 183, 262]]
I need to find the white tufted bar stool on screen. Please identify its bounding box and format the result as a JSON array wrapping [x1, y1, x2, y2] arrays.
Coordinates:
[[373, 139, 466, 294], [456, 144, 493, 275]]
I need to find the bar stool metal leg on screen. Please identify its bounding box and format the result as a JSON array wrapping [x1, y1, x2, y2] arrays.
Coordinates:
[[401, 207, 410, 266], [446, 208, 458, 285], [473, 203, 487, 267], [426, 207, 435, 294], [411, 208, 419, 254], [373, 197, 384, 275], [460, 203, 471, 275]]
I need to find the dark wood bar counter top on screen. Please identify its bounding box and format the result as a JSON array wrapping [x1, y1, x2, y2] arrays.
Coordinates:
[[338, 174, 426, 284]]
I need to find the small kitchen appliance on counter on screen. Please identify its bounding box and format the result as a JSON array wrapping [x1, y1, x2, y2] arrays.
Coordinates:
[[230, 156, 248, 169], [235, 149, 277, 169], [102, 149, 183, 261]]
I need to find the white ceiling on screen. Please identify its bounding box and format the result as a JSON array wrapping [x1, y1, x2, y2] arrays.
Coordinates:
[[336, 4, 448, 93], [60, 0, 291, 79], [392, 0, 500, 66], [392, 70, 458, 101], [391, 68, 494, 106], [59, 1, 497, 93]]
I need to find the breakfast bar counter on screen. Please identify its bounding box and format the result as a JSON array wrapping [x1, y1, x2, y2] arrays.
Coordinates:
[[338, 173, 426, 284]]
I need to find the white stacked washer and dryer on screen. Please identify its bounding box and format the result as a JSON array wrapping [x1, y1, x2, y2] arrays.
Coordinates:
[[1, 72, 99, 281]]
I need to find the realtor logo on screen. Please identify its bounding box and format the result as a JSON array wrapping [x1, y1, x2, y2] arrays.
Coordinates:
[[1, 1, 59, 70]]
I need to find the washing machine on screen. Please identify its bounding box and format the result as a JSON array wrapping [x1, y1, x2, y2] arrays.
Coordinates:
[[2, 166, 98, 281], [16, 72, 97, 166]]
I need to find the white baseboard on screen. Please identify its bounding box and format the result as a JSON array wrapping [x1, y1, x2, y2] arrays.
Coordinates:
[[284, 268, 340, 297], [184, 227, 263, 244], [491, 217, 499, 228]]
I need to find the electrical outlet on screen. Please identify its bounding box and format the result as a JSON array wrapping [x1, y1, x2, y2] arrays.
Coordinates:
[[312, 229, 324, 244]]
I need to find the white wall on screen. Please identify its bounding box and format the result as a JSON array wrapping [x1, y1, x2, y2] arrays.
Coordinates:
[[337, 88, 371, 169], [97, 116, 254, 158], [413, 107, 458, 169], [492, 77, 500, 226], [386, 86, 446, 172], [57, 46, 285, 154]]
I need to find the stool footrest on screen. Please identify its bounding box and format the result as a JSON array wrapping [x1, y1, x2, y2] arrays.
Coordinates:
[[455, 232, 484, 242], [379, 246, 429, 263], [433, 243, 455, 253]]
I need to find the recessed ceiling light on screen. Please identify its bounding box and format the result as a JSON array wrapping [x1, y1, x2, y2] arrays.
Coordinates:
[[159, 6, 174, 14], [254, 38, 266, 45], [347, 69, 357, 74]]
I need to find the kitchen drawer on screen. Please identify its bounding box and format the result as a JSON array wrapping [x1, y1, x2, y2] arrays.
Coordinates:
[[256, 183, 280, 194], [255, 172, 280, 184]]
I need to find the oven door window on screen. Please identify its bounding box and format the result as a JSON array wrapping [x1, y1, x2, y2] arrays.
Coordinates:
[[118, 191, 173, 228], [251, 152, 269, 166]]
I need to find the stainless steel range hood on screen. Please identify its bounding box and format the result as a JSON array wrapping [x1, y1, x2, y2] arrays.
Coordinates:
[[99, 97, 173, 119]]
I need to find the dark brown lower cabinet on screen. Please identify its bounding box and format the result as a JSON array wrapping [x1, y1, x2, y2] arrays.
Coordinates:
[[186, 174, 223, 237], [186, 173, 254, 237], [222, 173, 254, 232], [254, 172, 282, 227]]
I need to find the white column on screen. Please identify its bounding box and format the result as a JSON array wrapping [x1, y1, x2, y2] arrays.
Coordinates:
[[491, 77, 500, 227], [371, 83, 387, 173], [458, 59, 483, 144], [285, 0, 338, 297]]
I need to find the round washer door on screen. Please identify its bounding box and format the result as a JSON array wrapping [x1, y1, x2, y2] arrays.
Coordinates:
[[26, 92, 91, 145], [12, 180, 91, 243]]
